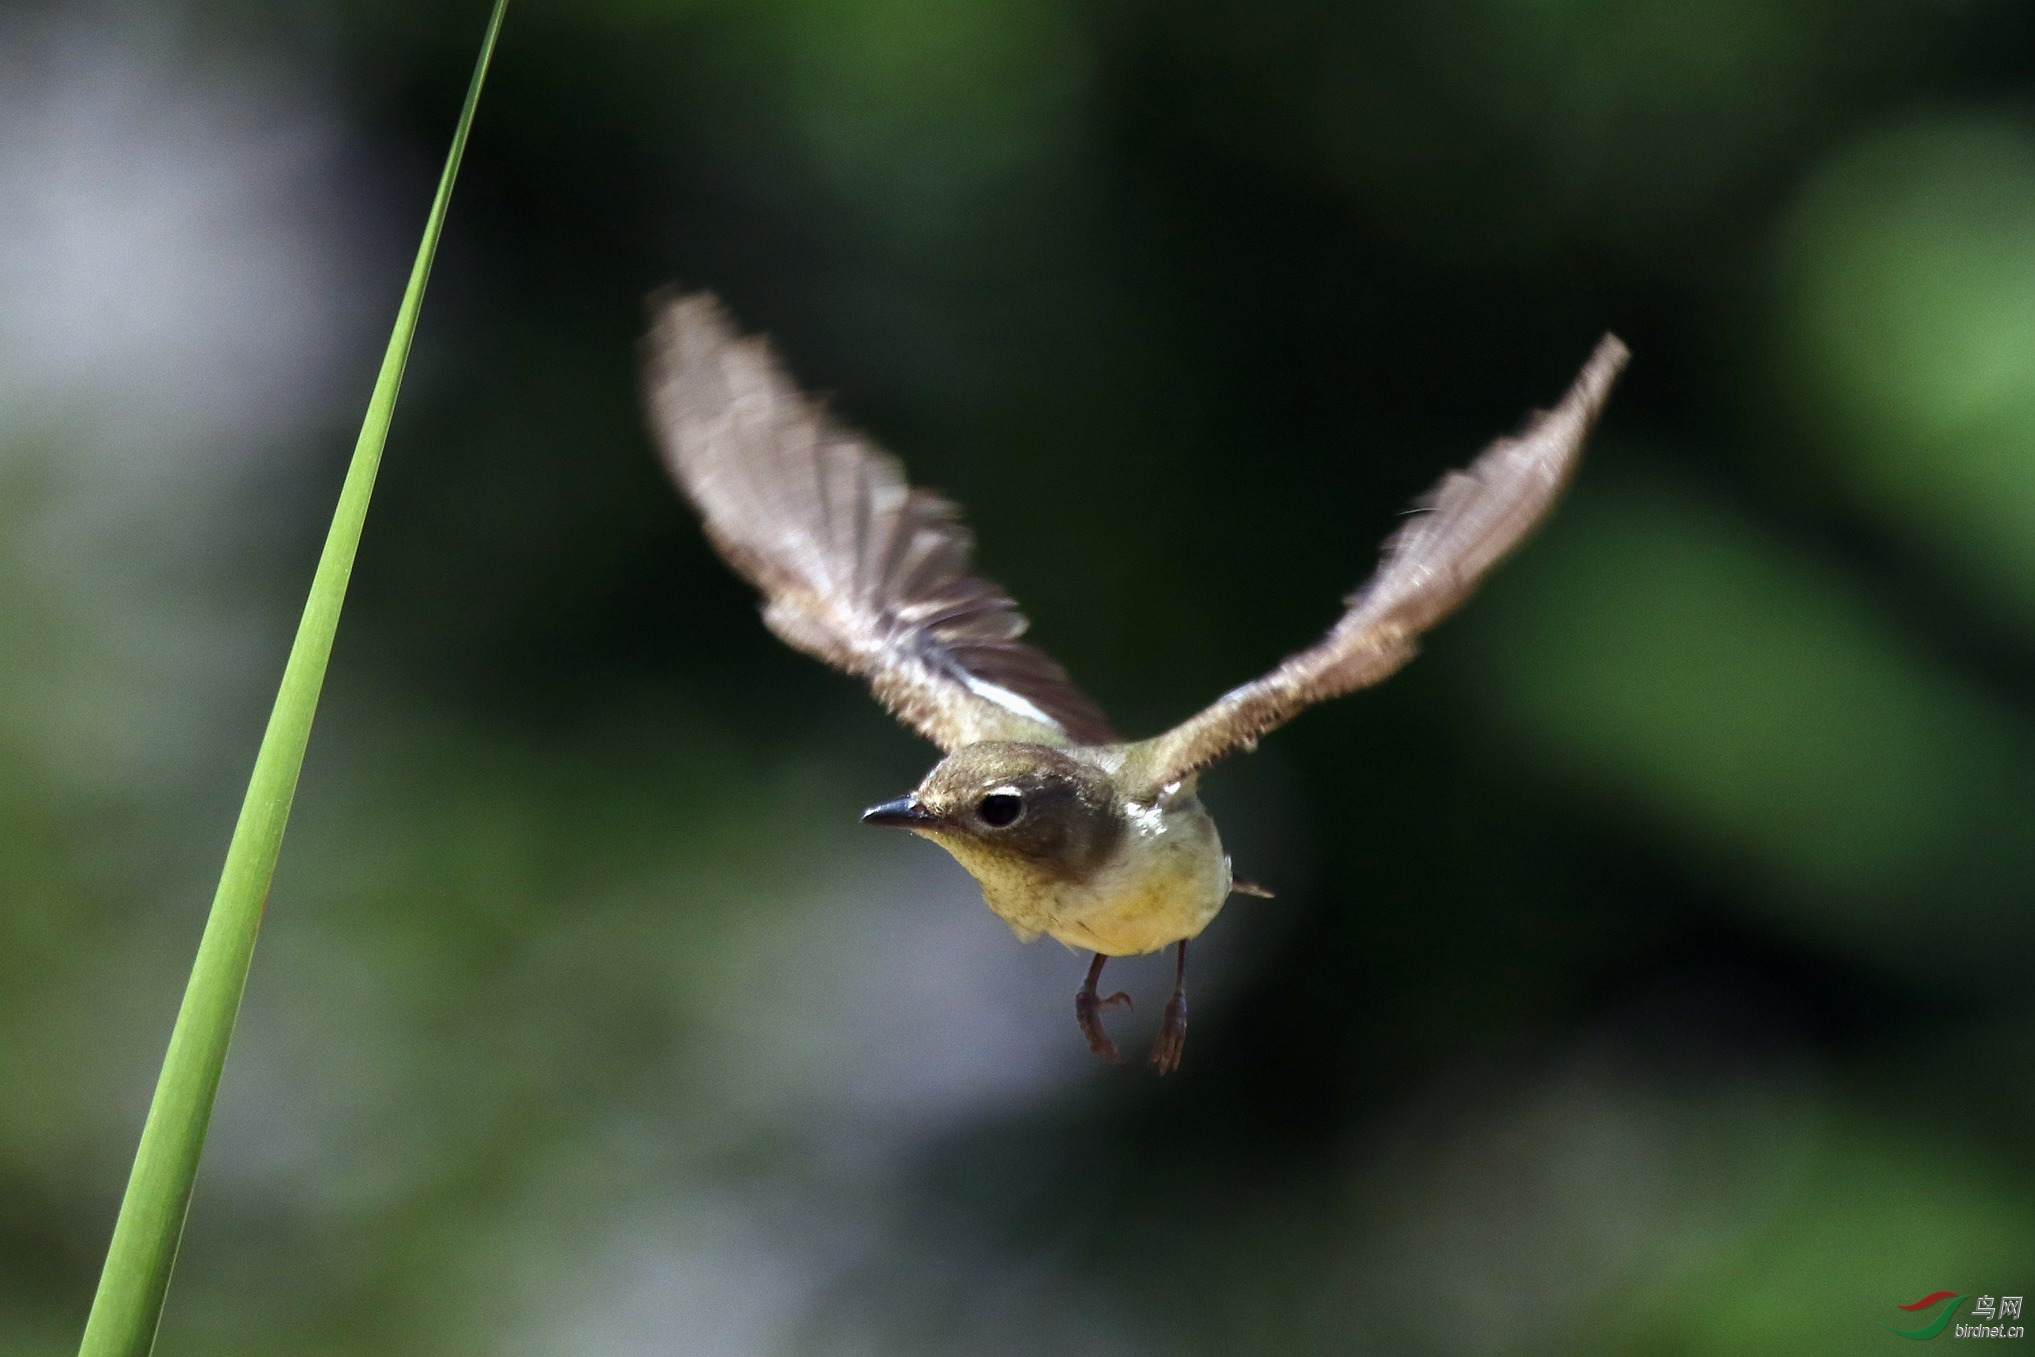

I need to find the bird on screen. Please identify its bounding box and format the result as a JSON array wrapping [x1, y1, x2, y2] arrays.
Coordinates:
[[641, 292, 1627, 1073]]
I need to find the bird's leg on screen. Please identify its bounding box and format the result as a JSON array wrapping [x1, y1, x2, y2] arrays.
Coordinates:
[[1074, 952, 1132, 1065], [1149, 940, 1190, 1075]]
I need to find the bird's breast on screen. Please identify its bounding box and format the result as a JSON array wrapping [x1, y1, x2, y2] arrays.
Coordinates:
[[977, 795, 1231, 956]]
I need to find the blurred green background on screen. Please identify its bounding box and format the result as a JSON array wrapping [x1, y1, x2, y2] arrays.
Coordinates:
[[2, 0, 2033, 1352]]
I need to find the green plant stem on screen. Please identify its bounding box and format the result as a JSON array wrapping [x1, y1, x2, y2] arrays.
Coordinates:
[[76, 5, 509, 1354]]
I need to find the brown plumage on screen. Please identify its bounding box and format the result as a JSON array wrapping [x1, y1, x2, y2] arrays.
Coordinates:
[[642, 290, 1628, 1071], [1129, 333, 1628, 794], [642, 292, 1115, 751]]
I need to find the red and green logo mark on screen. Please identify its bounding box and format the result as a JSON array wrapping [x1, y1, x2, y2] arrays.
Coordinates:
[[1884, 1293, 1964, 1340]]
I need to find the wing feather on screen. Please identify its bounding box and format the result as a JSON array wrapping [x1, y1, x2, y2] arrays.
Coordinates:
[[1132, 335, 1628, 792], [642, 291, 1117, 751]]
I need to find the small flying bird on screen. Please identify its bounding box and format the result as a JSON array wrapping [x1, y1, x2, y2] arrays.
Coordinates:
[[642, 293, 1627, 1073]]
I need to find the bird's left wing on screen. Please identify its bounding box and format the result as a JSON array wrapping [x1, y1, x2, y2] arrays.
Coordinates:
[[642, 291, 1117, 751], [1130, 335, 1628, 794]]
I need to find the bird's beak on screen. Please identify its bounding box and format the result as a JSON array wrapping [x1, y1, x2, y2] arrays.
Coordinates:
[[861, 795, 938, 829]]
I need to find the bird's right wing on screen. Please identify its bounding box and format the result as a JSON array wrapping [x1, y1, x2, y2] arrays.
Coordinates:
[[642, 292, 1117, 752], [1130, 336, 1628, 794]]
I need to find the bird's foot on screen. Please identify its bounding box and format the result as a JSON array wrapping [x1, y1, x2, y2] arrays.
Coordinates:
[[1149, 991, 1189, 1075], [1075, 988, 1133, 1064]]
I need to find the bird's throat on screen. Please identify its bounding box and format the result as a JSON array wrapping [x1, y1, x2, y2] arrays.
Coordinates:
[[926, 801, 1230, 957]]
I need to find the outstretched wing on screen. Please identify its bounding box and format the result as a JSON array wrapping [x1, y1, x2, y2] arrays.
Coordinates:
[[642, 292, 1117, 751], [1132, 335, 1628, 792]]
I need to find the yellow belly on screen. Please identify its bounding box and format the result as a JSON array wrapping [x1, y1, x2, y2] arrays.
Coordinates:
[[942, 795, 1232, 955], [1041, 860, 1230, 954]]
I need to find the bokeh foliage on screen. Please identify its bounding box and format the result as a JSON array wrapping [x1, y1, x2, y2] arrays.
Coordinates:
[[1, 0, 2032, 1353]]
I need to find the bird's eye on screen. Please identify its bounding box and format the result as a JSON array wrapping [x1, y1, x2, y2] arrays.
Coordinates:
[[977, 792, 1023, 827]]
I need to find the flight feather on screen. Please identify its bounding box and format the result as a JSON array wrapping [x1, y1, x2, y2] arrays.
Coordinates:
[[1133, 335, 1628, 792], [642, 292, 1117, 751]]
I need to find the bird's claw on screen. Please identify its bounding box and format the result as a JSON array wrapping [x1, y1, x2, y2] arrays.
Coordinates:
[[1148, 993, 1189, 1075], [1075, 988, 1131, 1064]]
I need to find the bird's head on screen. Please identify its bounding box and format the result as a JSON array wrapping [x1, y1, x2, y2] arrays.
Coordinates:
[[861, 742, 1127, 891]]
